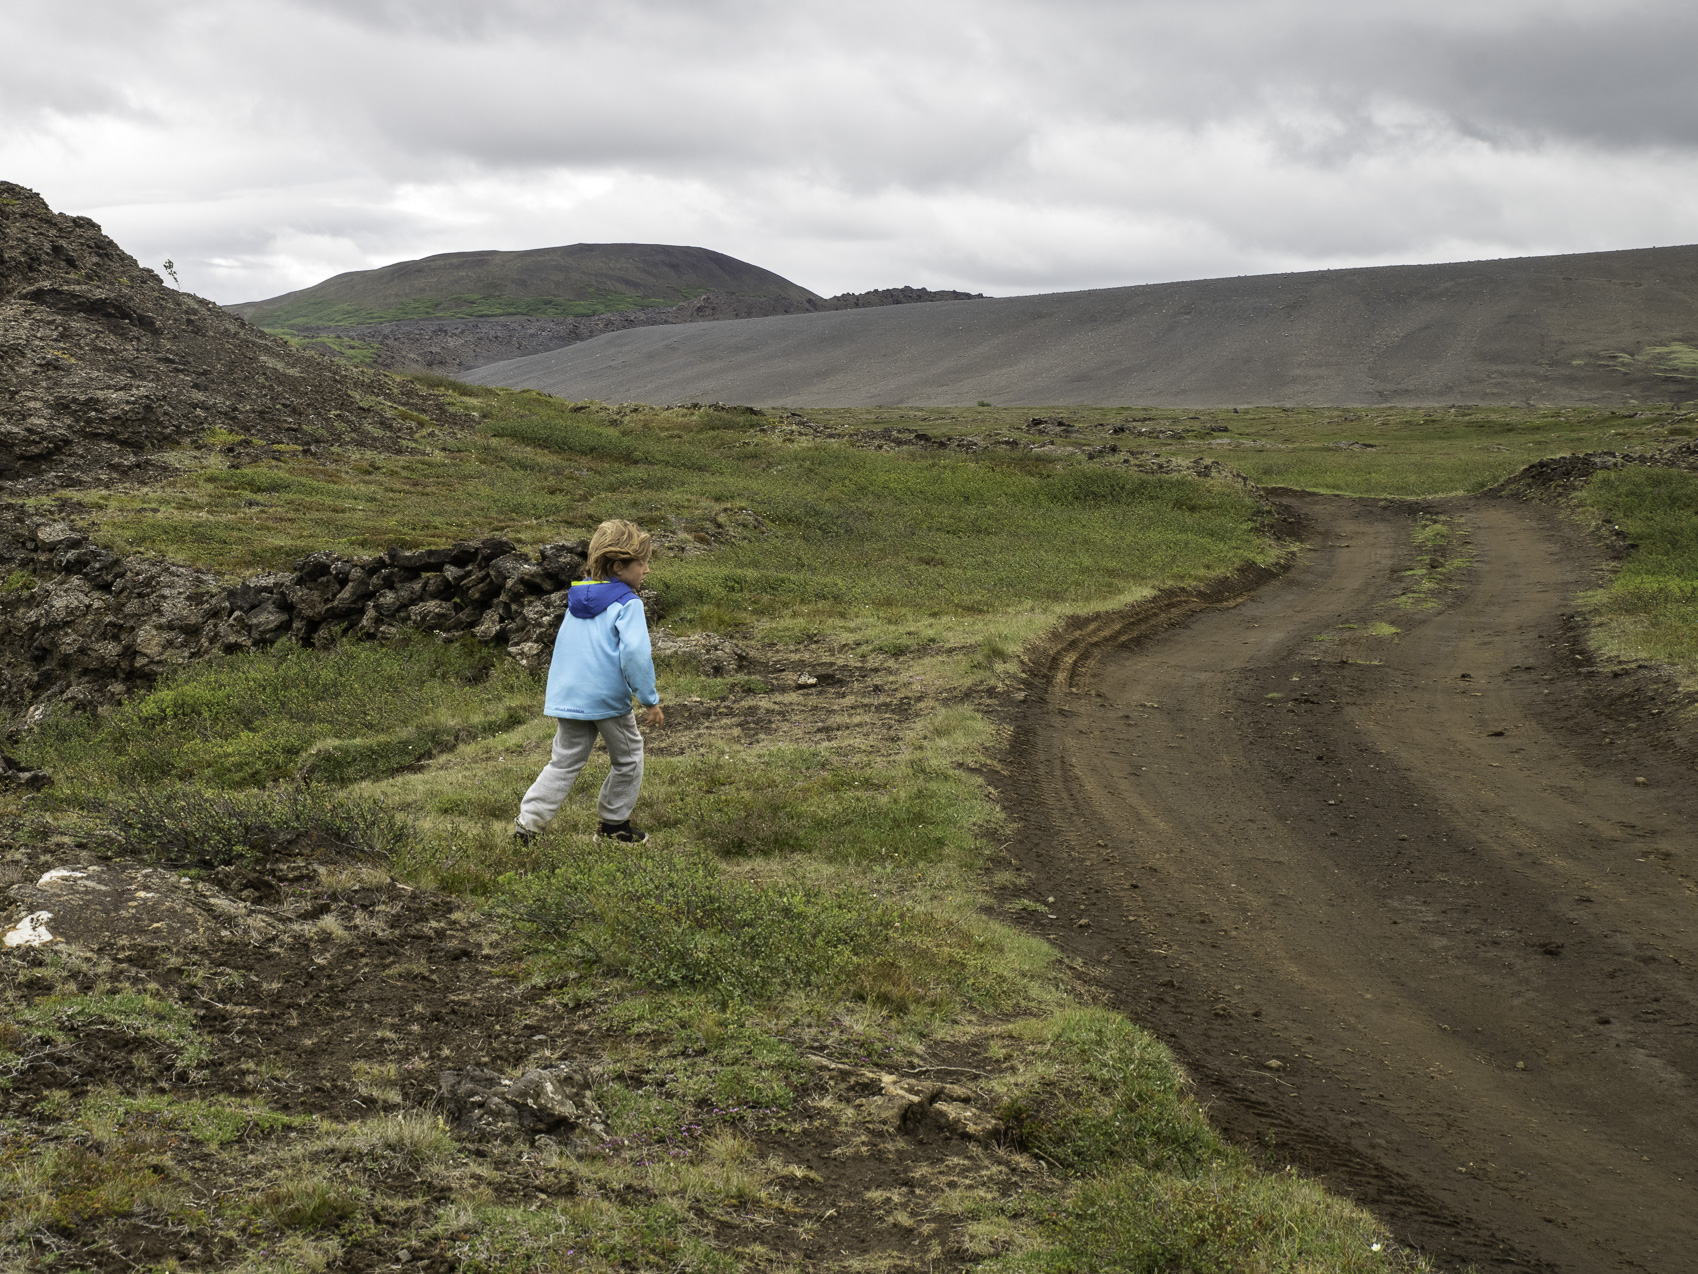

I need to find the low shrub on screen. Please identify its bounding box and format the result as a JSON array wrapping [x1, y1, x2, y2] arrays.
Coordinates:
[[103, 785, 415, 868]]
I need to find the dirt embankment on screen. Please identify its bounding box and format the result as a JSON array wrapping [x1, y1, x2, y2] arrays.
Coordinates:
[[999, 492, 1698, 1272], [0, 183, 464, 494]]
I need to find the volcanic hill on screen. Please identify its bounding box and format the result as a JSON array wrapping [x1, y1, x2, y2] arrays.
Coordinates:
[[229, 243, 984, 375], [465, 245, 1698, 407], [0, 182, 464, 492], [227, 242, 823, 329]]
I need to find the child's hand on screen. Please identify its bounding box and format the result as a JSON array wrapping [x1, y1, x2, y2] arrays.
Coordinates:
[[643, 705, 666, 729]]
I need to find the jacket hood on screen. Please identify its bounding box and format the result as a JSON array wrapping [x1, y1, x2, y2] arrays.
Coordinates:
[[567, 579, 638, 619]]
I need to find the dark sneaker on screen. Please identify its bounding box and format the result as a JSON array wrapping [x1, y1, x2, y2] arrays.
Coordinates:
[[512, 821, 540, 846], [596, 820, 649, 844]]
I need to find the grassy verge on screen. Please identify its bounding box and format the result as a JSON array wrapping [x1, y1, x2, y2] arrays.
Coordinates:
[[793, 401, 1693, 497], [25, 382, 1682, 1269], [1577, 466, 1698, 678]]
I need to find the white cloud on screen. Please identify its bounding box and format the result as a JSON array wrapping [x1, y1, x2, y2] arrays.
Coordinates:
[[4, 0, 1696, 302]]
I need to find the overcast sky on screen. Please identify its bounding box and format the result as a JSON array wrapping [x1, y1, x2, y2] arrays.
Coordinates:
[[6, 0, 1696, 304]]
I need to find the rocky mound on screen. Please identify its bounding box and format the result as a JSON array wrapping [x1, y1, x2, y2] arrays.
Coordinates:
[[0, 182, 466, 492], [1488, 433, 1698, 500], [0, 517, 586, 728], [270, 285, 988, 376]]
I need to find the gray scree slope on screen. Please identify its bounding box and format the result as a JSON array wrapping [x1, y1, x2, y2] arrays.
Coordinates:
[[465, 245, 1698, 406]]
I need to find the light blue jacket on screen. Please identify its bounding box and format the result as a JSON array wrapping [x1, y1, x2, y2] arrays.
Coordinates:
[[543, 580, 659, 720]]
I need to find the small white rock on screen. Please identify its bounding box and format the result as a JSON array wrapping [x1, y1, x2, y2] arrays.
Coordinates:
[[4, 911, 57, 948]]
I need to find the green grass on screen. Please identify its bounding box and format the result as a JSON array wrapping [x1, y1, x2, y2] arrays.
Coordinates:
[[1000, 1166, 1407, 1273], [997, 1010, 1224, 1175], [500, 839, 1020, 1011], [274, 331, 385, 364], [77, 395, 1270, 629], [27, 633, 528, 792], [74, 1086, 304, 1146], [799, 401, 1687, 497], [985, 1012, 1411, 1270], [73, 397, 1682, 586], [1580, 466, 1698, 674], [12, 990, 210, 1071]]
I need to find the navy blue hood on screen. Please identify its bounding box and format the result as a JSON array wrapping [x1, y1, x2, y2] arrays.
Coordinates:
[[567, 579, 638, 619]]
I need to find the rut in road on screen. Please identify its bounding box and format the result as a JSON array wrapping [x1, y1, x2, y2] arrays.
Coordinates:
[[1001, 493, 1697, 1274]]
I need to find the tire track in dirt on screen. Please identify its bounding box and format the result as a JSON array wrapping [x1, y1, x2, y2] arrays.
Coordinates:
[[1000, 493, 1698, 1273]]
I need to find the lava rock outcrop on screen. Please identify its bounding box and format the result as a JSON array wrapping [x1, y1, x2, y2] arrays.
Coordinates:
[[0, 182, 464, 490], [0, 516, 602, 726]]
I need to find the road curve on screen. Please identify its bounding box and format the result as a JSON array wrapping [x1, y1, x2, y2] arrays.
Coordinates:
[[1000, 493, 1698, 1272]]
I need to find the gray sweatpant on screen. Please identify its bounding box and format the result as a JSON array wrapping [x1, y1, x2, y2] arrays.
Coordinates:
[[516, 714, 645, 832]]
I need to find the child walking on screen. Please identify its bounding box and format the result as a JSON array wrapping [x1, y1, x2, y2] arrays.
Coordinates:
[[513, 519, 664, 845]]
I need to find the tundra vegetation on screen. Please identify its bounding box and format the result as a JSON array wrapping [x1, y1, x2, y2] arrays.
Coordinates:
[[4, 383, 1693, 1272]]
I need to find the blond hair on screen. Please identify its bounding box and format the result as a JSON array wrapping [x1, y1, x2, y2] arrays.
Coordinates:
[[586, 519, 652, 579]]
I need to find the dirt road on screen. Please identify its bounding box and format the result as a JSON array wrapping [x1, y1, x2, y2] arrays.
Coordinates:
[[1002, 494, 1698, 1272]]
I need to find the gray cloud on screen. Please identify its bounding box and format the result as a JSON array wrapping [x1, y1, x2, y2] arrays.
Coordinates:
[[5, 0, 1695, 302]]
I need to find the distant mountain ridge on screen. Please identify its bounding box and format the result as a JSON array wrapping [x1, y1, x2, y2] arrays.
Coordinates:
[[226, 244, 987, 372], [226, 242, 823, 329], [463, 244, 1698, 407]]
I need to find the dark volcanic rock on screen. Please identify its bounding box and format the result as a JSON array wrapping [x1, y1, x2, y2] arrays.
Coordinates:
[[437, 1063, 606, 1143], [0, 519, 603, 727], [1488, 435, 1698, 499], [0, 182, 466, 491]]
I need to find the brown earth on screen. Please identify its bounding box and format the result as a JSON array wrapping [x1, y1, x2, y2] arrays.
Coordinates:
[[999, 492, 1698, 1272]]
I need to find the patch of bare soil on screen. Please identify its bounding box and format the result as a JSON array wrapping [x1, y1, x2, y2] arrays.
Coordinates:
[[1, 835, 1036, 1272], [998, 492, 1698, 1273]]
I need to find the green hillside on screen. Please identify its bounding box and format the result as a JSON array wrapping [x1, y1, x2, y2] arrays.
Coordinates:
[[229, 242, 822, 329]]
